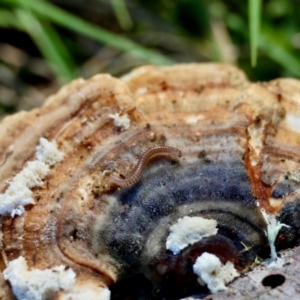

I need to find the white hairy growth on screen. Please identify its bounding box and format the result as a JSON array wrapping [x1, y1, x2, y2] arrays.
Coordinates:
[[166, 216, 218, 255], [3, 256, 76, 300], [261, 209, 290, 261], [0, 137, 64, 217], [193, 252, 239, 293]]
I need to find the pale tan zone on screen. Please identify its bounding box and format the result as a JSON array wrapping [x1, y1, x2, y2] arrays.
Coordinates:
[[0, 63, 299, 299]]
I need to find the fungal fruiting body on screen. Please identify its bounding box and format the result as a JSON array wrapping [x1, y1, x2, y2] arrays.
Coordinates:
[[193, 252, 239, 293], [166, 216, 218, 255], [1, 64, 300, 299]]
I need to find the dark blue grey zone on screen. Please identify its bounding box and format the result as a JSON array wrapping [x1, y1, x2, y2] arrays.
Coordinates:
[[278, 198, 300, 249], [99, 156, 268, 273], [272, 176, 300, 198]]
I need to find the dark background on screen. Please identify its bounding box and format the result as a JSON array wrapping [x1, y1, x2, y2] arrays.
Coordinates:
[[0, 0, 299, 116]]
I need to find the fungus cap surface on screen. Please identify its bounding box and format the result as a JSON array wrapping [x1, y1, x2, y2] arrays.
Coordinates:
[[0, 63, 300, 299]]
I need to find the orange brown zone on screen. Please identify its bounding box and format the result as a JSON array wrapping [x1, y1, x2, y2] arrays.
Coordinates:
[[243, 118, 271, 212], [244, 149, 273, 213], [1, 216, 24, 269]]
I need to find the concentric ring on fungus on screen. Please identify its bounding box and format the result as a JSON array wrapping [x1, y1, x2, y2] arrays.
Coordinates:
[[1, 63, 300, 300]]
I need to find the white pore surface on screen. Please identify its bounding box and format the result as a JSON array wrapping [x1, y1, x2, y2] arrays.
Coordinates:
[[3, 256, 76, 300], [193, 252, 239, 293], [166, 216, 218, 255], [0, 137, 64, 217]]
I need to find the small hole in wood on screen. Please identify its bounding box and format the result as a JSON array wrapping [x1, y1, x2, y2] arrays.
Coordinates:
[[262, 274, 285, 289]]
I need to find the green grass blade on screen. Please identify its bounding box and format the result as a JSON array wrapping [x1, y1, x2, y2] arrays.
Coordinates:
[[249, 0, 261, 67], [0, 9, 22, 29], [16, 9, 78, 83], [8, 0, 173, 65], [111, 0, 133, 31], [260, 29, 300, 77]]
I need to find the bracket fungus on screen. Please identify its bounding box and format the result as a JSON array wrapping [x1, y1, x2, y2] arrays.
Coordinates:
[[1, 63, 300, 299]]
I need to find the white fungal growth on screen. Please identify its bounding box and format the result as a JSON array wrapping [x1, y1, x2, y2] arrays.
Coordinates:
[[166, 216, 218, 255], [108, 112, 130, 130], [261, 209, 290, 261], [193, 252, 239, 293], [35, 137, 64, 165], [3, 256, 76, 300], [0, 137, 64, 217]]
